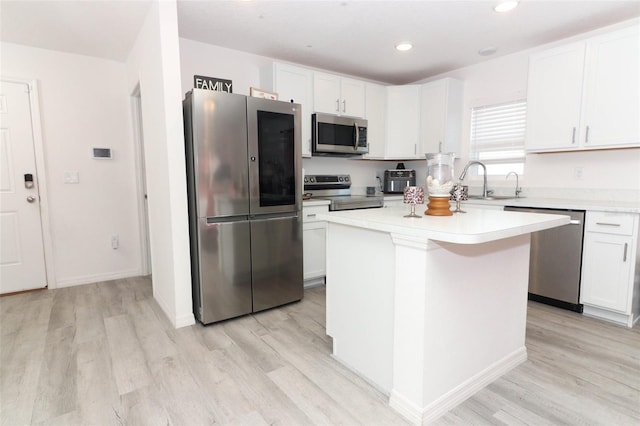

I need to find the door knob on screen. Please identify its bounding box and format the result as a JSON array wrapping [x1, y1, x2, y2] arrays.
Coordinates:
[[26, 196, 36, 203]]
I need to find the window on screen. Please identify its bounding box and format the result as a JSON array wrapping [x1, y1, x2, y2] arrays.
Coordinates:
[[469, 100, 526, 176]]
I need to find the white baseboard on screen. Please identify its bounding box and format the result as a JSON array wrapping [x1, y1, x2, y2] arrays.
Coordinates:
[[390, 346, 527, 425], [174, 311, 196, 328], [54, 268, 141, 288], [583, 304, 636, 328], [303, 276, 325, 288]]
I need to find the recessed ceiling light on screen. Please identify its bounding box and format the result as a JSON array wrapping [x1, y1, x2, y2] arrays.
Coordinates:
[[494, 1, 519, 13], [395, 42, 413, 52], [478, 46, 498, 56]]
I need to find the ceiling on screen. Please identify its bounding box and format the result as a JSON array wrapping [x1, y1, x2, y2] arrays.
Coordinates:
[[2, 1, 639, 85]]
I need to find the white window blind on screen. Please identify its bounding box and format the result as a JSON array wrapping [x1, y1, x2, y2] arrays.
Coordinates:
[[470, 100, 526, 176]]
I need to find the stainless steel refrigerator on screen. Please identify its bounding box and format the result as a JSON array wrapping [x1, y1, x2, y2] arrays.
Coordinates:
[[183, 89, 303, 324]]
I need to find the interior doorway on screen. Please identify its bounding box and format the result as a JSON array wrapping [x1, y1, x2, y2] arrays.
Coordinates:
[[131, 85, 152, 276]]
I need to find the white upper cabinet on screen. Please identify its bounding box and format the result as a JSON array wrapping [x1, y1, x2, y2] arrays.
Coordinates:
[[261, 63, 314, 157], [384, 85, 421, 159], [582, 26, 640, 148], [526, 24, 639, 152], [419, 78, 463, 156], [363, 82, 387, 159], [313, 72, 366, 118]]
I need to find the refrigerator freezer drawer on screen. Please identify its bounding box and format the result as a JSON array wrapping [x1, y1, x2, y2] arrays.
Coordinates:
[[251, 215, 303, 312], [196, 218, 252, 324]]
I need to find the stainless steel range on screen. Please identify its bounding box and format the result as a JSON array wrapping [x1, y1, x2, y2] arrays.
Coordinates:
[[303, 174, 384, 211]]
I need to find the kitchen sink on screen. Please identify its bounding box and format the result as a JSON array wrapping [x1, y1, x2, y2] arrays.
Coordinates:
[[467, 195, 525, 200]]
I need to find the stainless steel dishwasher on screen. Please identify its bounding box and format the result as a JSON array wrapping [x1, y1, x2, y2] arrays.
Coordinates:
[[504, 206, 585, 313]]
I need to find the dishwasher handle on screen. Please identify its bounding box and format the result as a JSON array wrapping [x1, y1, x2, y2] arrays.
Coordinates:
[[568, 219, 581, 225]]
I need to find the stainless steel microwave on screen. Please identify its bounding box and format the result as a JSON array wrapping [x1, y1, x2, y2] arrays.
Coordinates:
[[312, 113, 368, 156]]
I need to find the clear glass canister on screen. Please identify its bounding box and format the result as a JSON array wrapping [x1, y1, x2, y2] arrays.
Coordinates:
[[425, 153, 455, 197]]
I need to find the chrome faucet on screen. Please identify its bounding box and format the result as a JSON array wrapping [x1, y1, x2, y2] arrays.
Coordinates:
[[506, 171, 522, 198], [458, 161, 490, 198]]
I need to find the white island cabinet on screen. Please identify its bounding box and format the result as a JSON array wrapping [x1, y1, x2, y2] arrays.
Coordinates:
[[317, 207, 569, 424]]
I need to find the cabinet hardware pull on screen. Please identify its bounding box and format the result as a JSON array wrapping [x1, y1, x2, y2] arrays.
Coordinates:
[[439, 141, 443, 152], [569, 220, 581, 225], [571, 127, 576, 144], [306, 214, 317, 218], [623, 242, 628, 262], [585, 125, 590, 143], [342, 99, 346, 113], [335, 99, 340, 112], [595, 222, 621, 227]]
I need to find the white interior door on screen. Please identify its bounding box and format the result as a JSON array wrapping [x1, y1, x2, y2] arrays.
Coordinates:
[[0, 80, 47, 293]]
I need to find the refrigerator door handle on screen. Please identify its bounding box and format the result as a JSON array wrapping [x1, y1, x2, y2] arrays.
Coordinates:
[[206, 215, 249, 225], [250, 211, 298, 221]]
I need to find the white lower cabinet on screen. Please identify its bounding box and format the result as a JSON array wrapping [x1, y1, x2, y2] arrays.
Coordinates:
[[303, 204, 328, 285], [580, 211, 639, 327]]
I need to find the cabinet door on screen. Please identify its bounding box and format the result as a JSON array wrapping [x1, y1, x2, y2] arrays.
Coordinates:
[[420, 80, 446, 155], [581, 232, 633, 313], [385, 85, 421, 159], [340, 77, 366, 118], [275, 64, 313, 157], [582, 25, 640, 148], [525, 42, 585, 152], [363, 82, 387, 159], [419, 78, 463, 156], [303, 222, 326, 280], [313, 72, 341, 114]]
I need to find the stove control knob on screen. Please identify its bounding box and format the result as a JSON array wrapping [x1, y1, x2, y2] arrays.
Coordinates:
[[304, 177, 308, 183], [345, 176, 350, 182], [310, 177, 315, 182], [338, 177, 344, 182]]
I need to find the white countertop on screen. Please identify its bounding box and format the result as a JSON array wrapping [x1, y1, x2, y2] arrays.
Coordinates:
[[464, 196, 640, 213], [317, 206, 570, 245]]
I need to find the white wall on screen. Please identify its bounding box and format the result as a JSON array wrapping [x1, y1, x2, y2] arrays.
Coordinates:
[[126, 0, 194, 328], [1, 42, 143, 287], [414, 18, 640, 199], [179, 38, 400, 192], [179, 38, 272, 97]]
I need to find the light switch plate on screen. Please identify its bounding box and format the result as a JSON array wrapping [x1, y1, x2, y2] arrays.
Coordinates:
[[64, 171, 79, 184]]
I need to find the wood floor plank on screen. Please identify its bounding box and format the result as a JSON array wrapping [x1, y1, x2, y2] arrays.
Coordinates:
[[30, 325, 77, 424], [2, 277, 639, 426], [75, 337, 122, 425], [103, 314, 152, 396], [267, 364, 362, 425]]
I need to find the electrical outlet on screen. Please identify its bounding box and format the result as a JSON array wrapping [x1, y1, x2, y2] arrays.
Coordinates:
[[111, 235, 119, 250], [573, 166, 584, 180]]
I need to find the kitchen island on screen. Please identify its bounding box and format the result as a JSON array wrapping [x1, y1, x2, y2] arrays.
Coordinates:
[[316, 206, 569, 425]]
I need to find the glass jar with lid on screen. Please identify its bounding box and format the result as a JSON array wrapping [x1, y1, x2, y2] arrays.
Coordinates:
[[425, 152, 455, 216]]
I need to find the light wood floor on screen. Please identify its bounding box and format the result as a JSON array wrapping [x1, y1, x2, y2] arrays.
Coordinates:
[[1, 277, 638, 425]]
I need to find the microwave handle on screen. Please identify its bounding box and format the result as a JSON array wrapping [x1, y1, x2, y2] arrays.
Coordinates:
[[354, 123, 359, 150]]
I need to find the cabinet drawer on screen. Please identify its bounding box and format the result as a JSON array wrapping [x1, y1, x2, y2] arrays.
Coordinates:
[[586, 211, 636, 236], [303, 205, 329, 223]]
